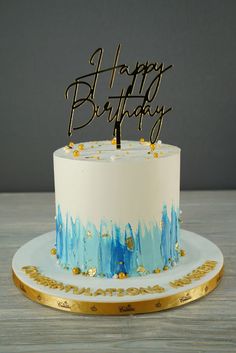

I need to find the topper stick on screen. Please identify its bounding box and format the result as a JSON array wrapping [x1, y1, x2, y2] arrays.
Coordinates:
[[115, 120, 121, 149]]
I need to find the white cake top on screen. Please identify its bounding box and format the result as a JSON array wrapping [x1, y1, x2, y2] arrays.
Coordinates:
[[54, 140, 180, 162]]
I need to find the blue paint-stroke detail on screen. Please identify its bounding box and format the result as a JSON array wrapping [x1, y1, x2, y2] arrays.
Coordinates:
[[55, 204, 181, 277]]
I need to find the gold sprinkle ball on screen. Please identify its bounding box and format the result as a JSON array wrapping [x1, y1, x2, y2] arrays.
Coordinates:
[[150, 143, 156, 151], [153, 268, 161, 274], [50, 248, 56, 255], [163, 265, 169, 271], [180, 249, 186, 257], [111, 137, 116, 145], [69, 141, 74, 148], [139, 137, 145, 143], [78, 143, 84, 150], [153, 152, 159, 158], [118, 272, 126, 279], [73, 150, 80, 157], [72, 267, 81, 275]]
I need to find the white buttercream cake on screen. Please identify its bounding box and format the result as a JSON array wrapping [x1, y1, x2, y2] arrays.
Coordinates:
[[53, 139, 182, 278]]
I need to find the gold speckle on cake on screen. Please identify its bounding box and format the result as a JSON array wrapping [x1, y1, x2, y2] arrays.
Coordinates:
[[153, 152, 159, 158], [139, 137, 145, 143], [118, 272, 126, 279], [50, 248, 57, 255], [87, 230, 92, 237], [88, 267, 97, 277], [102, 233, 110, 238], [126, 237, 134, 250], [111, 137, 116, 145], [175, 242, 180, 251], [78, 143, 84, 150], [72, 267, 81, 275], [73, 150, 80, 157], [69, 142, 74, 148], [153, 268, 161, 274], [163, 265, 169, 271], [137, 266, 146, 273], [150, 143, 156, 151], [180, 249, 186, 257]]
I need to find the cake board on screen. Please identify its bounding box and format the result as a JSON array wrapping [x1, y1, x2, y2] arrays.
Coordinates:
[[12, 229, 224, 315]]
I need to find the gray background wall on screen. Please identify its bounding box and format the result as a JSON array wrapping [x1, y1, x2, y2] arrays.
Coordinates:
[[0, 0, 235, 191]]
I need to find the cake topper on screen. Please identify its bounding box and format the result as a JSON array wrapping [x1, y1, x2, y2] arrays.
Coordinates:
[[65, 44, 172, 149]]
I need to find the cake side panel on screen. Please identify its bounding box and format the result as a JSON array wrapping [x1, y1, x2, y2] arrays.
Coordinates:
[[53, 151, 181, 277]]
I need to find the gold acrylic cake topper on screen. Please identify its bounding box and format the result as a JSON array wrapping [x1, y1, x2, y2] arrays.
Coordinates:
[[65, 44, 172, 149]]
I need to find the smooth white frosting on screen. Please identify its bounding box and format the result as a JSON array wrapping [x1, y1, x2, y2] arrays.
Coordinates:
[[53, 140, 180, 229]]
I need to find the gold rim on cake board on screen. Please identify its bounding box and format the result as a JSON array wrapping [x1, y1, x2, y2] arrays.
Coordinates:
[[12, 265, 224, 315]]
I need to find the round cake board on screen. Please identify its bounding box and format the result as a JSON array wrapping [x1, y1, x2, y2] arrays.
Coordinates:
[[12, 229, 224, 315]]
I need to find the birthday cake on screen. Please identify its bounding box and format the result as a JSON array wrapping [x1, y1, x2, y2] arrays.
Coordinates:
[[53, 139, 182, 279], [12, 45, 224, 315]]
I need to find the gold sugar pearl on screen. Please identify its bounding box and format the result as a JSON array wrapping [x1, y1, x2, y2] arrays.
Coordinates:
[[150, 143, 156, 151], [69, 142, 74, 148], [139, 137, 145, 143], [78, 144, 84, 150], [153, 268, 161, 274], [180, 249, 186, 257], [118, 272, 126, 279], [50, 248, 57, 255], [111, 137, 116, 145], [153, 152, 159, 158], [163, 266, 169, 271], [73, 150, 80, 157], [72, 267, 81, 275]]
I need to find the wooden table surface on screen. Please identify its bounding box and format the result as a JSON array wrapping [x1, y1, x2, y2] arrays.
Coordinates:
[[0, 191, 235, 353]]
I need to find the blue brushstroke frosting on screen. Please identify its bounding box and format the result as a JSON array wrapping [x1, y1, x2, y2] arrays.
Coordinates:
[[55, 205, 180, 277]]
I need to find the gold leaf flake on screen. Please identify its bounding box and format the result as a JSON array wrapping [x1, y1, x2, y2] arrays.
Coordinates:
[[102, 233, 110, 238], [88, 267, 97, 277], [137, 266, 146, 273], [87, 230, 92, 237], [126, 237, 134, 250]]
